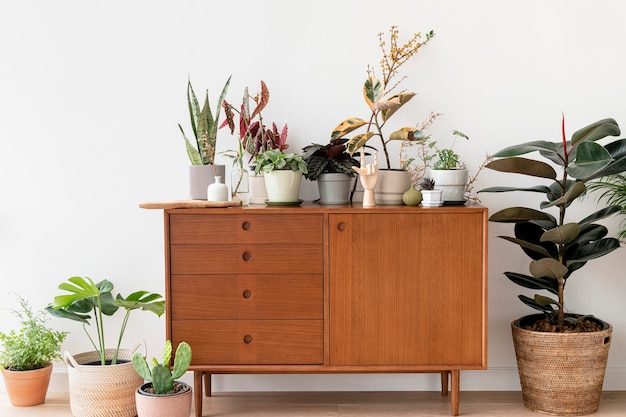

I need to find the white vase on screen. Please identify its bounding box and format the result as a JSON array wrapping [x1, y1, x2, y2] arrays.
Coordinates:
[[189, 165, 226, 200], [264, 170, 303, 202], [207, 176, 229, 202], [429, 169, 468, 202], [374, 169, 411, 205]]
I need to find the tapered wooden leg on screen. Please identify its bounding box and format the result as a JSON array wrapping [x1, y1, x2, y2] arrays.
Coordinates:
[[194, 371, 204, 417], [203, 373, 212, 397], [450, 370, 460, 416], [440, 371, 449, 396]]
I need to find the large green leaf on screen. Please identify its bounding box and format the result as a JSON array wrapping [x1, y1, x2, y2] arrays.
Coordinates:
[[567, 238, 620, 265], [492, 140, 562, 159], [567, 142, 613, 180], [515, 221, 559, 259], [542, 181, 586, 208], [346, 132, 375, 155], [115, 291, 165, 317], [497, 235, 552, 257], [504, 272, 558, 294], [586, 138, 626, 179], [530, 258, 569, 279], [364, 77, 383, 110], [567, 223, 608, 246], [571, 118, 620, 146], [518, 294, 555, 314], [478, 185, 552, 194], [579, 205, 621, 225], [540, 223, 580, 245], [489, 207, 554, 223], [486, 157, 557, 179]]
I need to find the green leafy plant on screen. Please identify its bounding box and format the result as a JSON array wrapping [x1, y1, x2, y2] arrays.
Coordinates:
[[178, 75, 232, 165], [479, 117, 626, 331], [301, 138, 360, 181], [46, 276, 165, 365], [132, 341, 192, 395], [0, 294, 68, 371], [587, 173, 626, 239], [331, 26, 437, 169], [253, 149, 308, 175], [431, 130, 469, 170]]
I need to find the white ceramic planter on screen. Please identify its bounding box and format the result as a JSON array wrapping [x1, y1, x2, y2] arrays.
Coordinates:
[[374, 169, 411, 205], [429, 169, 468, 202], [264, 170, 303, 202], [421, 190, 443, 207]]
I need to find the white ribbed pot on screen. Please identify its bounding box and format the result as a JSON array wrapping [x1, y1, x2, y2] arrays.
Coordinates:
[[374, 169, 411, 205], [264, 170, 303, 202], [429, 169, 468, 202]]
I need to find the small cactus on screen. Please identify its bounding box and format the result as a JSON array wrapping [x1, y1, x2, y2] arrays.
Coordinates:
[[419, 177, 436, 191], [133, 340, 192, 394]]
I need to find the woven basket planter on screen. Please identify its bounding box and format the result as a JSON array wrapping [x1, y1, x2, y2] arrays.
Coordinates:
[[512, 315, 612, 416], [65, 340, 146, 417]]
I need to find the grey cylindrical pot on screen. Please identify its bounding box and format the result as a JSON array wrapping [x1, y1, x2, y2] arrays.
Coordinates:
[[189, 164, 226, 200], [317, 173, 353, 204]]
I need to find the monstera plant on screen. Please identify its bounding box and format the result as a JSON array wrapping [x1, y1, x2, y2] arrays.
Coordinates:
[[480, 117, 626, 331]]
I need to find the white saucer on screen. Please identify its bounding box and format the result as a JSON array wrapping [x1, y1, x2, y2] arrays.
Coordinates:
[[421, 201, 443, 207]]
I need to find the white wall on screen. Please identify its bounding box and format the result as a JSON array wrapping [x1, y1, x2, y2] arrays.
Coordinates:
[[1, 0, 625, 393]]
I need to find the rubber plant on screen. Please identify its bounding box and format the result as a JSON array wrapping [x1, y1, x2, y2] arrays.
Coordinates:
[[479, 117, 626, 331], [46, 276, 165, 365]]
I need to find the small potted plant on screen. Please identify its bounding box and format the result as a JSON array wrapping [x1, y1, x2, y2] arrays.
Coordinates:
[[418, 177, 442, 207], [133, 340, 192, 417], [427, 130, 469, 202], [479, 117, 626, 415], [46, 276, 165, 417], [178, 75, 232, 200], [0, 294, 68, 407], [302, 138, 359, 204], [254, 149, 308, 204]]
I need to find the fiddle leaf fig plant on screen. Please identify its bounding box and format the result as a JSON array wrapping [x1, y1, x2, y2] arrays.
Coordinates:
[[46, 276, 165, 365], [133, 340, 192, 395], [479, 117, 626, 331]]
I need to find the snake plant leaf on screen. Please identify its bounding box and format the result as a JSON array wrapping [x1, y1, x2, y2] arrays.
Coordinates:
[[331, 118, 368, 139], [567, 238, 621, 265], [346, 132, 375, 155], [186, 80, 201, 141], [492, 140, 563, 159], [486, 157, 557, 179], [389, 127, 424, 141], [579, 205, 621, 225], [567, 142, 613, 180], [497, 235, 552, 257], [540, 223, 580, 245], [504, 272, 558, 293], [363, 77, 384, 111], [530, 258, 569, 280], [178, 125, 202, 165], [478, 185, 552, 194], [542, 181, 586, 208], [379, 93, 416, 121], [571, 118, 620, 146], [489, 207, 554, 223]]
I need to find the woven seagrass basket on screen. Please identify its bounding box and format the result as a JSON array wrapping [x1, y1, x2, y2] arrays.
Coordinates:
[[65, 340, 146, 417], [512, 315, 612, 416]]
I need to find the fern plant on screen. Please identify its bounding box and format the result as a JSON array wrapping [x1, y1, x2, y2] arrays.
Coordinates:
[[587, 173, 626, 239]]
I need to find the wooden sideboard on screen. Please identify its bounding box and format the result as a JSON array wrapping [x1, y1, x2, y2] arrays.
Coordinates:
[[155, 203, 488, 417]]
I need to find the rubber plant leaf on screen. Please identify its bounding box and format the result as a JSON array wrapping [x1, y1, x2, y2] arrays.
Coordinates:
[[542, 181, 586, 208], [567, 238, 621, 265], [529, 258, 569, 280], [518, 294, 555, 313], [579, 205, 622, 225], [497, 235, 552, 257], [504, 272, 558, 294], [534, 294, 559, 307], [569, 223, 608, 246], [489, 207, 554, 223], [589, 139, 626, 179], [570, 118, 620, 147], [380, 93, 416, 121], [346, 132, 375, 155], [331, 118, 368, 140], [567, 142, 613, 180], [540, 223, 580, 245], [363, 77, 384, 111], [389, 128, 424, 141], [514, 221, 559, 259], [492, 140, 563, 159], [486, 157, 557, 179], [478, 185, 552, 194]]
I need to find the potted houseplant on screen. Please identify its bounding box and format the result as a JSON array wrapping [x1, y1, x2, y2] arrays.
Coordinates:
[[222, 80, 289, 204], [46, 276, 165, 417], [428, 130, 470, 202], [254, 149, 308, 204], [479, 117, 626, 415], [0, 294, 68, 407], [418, 177, 442, 207], [133, 340, 192, 417], [302, 138, 359, 204], [178, 75, 231, 200], [331, 26, 438, 204]]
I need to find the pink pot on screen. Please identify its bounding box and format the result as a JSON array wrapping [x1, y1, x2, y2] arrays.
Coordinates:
[[135, 382, 192, 417]]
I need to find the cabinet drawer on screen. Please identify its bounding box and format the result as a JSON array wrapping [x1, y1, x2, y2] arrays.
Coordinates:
[[170, 275, 323, 319], [168, 214, 322, 244], [172, 319, 323, 365], [170, 244, 323, 274]]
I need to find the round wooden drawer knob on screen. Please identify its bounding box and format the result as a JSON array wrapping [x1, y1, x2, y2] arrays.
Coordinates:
[[242, 221, 251, 231], [242, 252, 252, 261], [242, 289, 252, 299], [243, 335, 253, 344], [337, 222, 347, 231]]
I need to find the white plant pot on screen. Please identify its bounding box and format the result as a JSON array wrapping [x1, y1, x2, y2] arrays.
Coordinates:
[[374, 169, 411, 205], [429, 169, 468, 202], [421, 190, 444, 207], [264, 170, 303, 202]]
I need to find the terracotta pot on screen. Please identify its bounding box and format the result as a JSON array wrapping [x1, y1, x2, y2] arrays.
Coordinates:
[[135, 381, 192, 417], [2, 364, 52, 406]]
